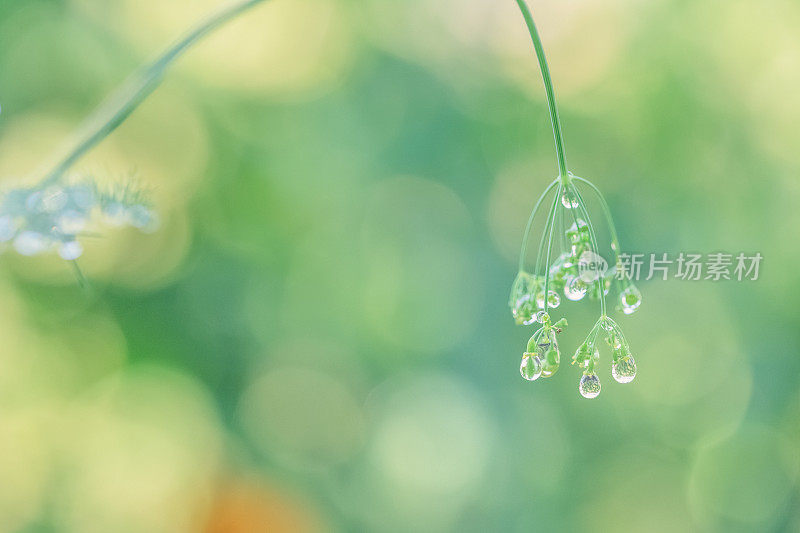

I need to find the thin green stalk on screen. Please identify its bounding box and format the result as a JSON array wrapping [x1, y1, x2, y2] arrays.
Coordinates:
[[542, 183, 562, 314], [518, 178, 559, 272], [70, 260, 90, 291], [588, 318, 603, 345], [534, 182, 560, 277], [574, 176, 629, 292], [39, 0, 267, 186], [572, 187, 606, 317], [514, 0, 568, 179], [573, 176, 621, 253], [527, 326, 545, 352], [604, 317, 630, 353], [563, 181, 582, 239]]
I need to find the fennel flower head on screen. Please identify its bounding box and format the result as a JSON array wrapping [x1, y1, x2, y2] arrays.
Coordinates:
[[510, 0, 644, 398], [0, 179, 158, 261], [0, 0, 269, 266]]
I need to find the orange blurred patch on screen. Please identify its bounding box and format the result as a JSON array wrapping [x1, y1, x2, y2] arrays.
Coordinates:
[[204, 480, 322, 533]]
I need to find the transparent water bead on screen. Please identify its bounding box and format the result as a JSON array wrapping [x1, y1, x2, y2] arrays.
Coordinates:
[[548, 255, 572, 287], [14, 231, 49, 256], [520, 353, 543, 381], [593, 276, 611, 297], [510, 272, 529, 300], [535, 310, 549, 323], [536, 290, 561, 309], [512, 294, 538, 326], [607, 333, 622, 351], [576, 348, 598, 370], [612, 356, 637, 384], [58, 240, 83, 260], [579, 374, 601, 399], [129, 204, 159, 233], [572, 344, 591, 368], [103, 202, 128, 227], [577, 250, 607, 282], [564, 276, 588, 301], [541, 347, 560, 378], [565, 219, 587, 245], [0, 215, 16, 242], [57, 210, 87, 234], [561, 189, 579, 208], [25, 191, 44, 212], [42, 186, 69, 213], [619, 284, 642, 315], [68, 184, 95, 210]]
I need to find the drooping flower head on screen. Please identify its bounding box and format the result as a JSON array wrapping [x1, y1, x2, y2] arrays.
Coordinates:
[[509, 0, 642, 398]]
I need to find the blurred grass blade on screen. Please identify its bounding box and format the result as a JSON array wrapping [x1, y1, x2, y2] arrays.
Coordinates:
[[40, 0, 267, 186]]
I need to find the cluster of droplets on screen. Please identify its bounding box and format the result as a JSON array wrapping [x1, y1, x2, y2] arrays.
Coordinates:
[[571, 316, 636, 398], [509, 176, 642, 399], [519, 313, 566, 382], [0, 179, 158, 261], [508, 0, 644, 399], [510, 228, 642, 325], [509, 271, 560, 326]]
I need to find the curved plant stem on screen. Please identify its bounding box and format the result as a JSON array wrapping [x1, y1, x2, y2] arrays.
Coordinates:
[[586, 317, 603, 346], [514, 0, 568, 179], [572, 187, 606, 317], [541, 183, 562, 314], [604, 316, 630, 354], [573, 176, 621, 254], [39, 0, 267, 186], [534, 182, 559, 277], [574, 176, 630, 292], [518, 178, 559, 272], [562, 181, 582, 235]]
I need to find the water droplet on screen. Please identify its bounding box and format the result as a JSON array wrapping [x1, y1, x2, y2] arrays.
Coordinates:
[[607, 333, 622, 351], [612, 355, 637, 383], [541, 349, 560, 378], [57, 210, 87, 234], [536, 290, 560, 309], [129, 204, 159, 233], [103, 202, 128, 226], [42, 187, 68, 212], [564, 276, 588, 301], [535, 310, 549, 323], [565, 219, 587, 245], [579, 374, 601, 399], [520, 353, 542, 381], [25, 191, 44, 212], [619, 284, 642, 315], [561, 189, 579, 209], [577, 250, 608, 282], [512, 294, 537, 325], [69, 185, 96, 210], [2, 189, 29, 215], [58, 240, 83, 260], [14, 231, 49, 256], [0, 215, 17, 242], [572, 343, 591, 368], [509, 272, 533, 306], [539, 330, 561, 378], [597, 276, 611, 296]]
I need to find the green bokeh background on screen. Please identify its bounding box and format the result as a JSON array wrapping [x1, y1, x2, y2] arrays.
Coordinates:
[[0, 0, 798, 531]]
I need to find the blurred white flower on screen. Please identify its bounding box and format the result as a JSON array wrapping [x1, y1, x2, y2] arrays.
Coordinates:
[[0, 179, 158, 261]]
